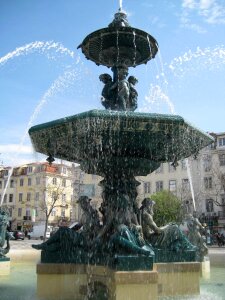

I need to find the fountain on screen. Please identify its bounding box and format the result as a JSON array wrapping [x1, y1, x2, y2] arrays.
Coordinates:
[[28, 7, 213, 300], [0, 208, 11, 276]]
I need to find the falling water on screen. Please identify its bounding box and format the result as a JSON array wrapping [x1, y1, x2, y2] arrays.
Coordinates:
[[168, 45, 225, 77], [116, 30, 120, 66], [140, 84, 175, 114], [119, 0, 123, 10], [143, 36, 173, 114], [0, 41, 74, 67], [0, 62, 81, 207], [132, 30, 137, 66], [185, 158, 196, 211]]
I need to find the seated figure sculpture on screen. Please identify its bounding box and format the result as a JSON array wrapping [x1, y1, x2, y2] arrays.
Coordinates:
[[0, 208, 11, 257], [186, 212, 208, 261], [32, 196, 101, 263], [140, 198, 196, 253], [95, 197, 154, 258]]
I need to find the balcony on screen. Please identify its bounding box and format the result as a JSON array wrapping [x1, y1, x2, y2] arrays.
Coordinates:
[[23, 216, 31, 220]]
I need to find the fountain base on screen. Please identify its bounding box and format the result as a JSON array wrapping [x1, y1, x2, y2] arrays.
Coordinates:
[[156, 262, 200, 297], [36, 262, 201, 299]]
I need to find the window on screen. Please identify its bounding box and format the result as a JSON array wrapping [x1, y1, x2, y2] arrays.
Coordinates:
[[20, 179, 24, 186], [8, 208, 12, 217], [10, 180, 14, 188], [51, 209, 56, 217], [3, 194, 7, 203], [203, 155, 212, 172], [144, 182, 151, 194], [4, 180, 7, 188], [62, 194, 66, 207], [35, 192, 39, 202], [62, 167, 67, 174], [36, 166, 42, 172], [206, 199, 214, 212], [61, 208, 65, 217], [204, 177, 212, 189], [0, 181, 2, 189], [169, 180, 176, 192], [19, 193, 23, 202], [181, 159, 187, 170], [52, 177, 57, 185], [156, 181, 163, 192], [26, 209, 31, 217], [219, 154, 225, 166], [28, 178, 32, 186], [4, 170, 8, 176], [35, 208, 38, 217], [18, 208, 22, 217], [155, 164, 163, 174], [9, 194, 13, 202], [27, 193, 31, 201], [218, 137, 225, 147], [36, 177, 41, 185], [62, 178, 66, 187], [28, 166, 33, 173], [52, 191, 57, 202], [182, 179, 189, 191]]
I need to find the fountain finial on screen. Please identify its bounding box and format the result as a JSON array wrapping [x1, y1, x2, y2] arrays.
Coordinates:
[[108, 10, 130, 28]]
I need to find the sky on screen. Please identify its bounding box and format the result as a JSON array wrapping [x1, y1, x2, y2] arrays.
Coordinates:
[[0, 0, 225, 167]]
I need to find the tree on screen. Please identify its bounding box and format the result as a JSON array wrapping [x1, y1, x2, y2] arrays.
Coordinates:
[[38, 183, 70, 241], [151, 190, 182, 227]]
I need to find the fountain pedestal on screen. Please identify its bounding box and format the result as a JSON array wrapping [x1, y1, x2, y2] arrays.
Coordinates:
[[36, 263, 158, 300], [36, 262, 202, 299], [156, 262, 200, 297]]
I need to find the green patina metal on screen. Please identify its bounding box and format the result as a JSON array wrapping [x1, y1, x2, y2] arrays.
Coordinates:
[[29, 8, 214, 268], [29, 109, 213, 176]]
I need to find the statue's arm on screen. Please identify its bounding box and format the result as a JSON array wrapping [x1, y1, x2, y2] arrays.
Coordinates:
[[143, 213, 162, 234]]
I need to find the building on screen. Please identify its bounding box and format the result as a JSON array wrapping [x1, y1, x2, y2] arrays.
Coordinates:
[[137, 132, 225, 233], [0, 162, 74, 231], [1, 132, 225, 234]]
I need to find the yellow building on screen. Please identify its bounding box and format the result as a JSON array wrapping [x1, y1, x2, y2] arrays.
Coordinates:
[[0, 162, 74, 231]]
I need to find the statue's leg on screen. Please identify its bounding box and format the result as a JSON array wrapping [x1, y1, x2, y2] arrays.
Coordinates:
[[111, 234, 151, 256], [32, 228, 63, 250]]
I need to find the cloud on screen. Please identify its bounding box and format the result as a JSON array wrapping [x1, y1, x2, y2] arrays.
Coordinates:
[[180, 0, 225, 31], [0, 144, 33, 154]]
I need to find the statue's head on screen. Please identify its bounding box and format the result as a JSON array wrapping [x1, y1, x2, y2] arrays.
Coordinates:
[[77, 196, 91, 210], [141, 197, 155, 208], [99, 73, 112, 83], [128, 76, 138, 85]]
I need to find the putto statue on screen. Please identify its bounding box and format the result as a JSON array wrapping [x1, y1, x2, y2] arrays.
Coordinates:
[[99, 67, 138, 112], [0, 208, 10, 257]]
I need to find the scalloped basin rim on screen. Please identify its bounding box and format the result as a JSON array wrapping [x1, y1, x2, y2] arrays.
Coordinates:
[[29, 109, 189, 133], [79, 26, 158, 47]]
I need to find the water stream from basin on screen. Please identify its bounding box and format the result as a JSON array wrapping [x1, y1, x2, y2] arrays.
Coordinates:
[[0, 44, 81, 207]]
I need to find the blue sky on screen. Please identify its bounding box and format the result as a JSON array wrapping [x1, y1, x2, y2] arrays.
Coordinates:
[[0, 0, 225, 166]]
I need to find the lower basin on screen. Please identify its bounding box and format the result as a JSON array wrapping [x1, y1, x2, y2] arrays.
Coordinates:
[[1, 248, 224, 300]]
